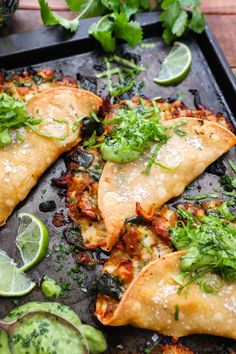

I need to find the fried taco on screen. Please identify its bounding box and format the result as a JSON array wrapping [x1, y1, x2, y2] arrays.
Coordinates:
[[98, 99, 236, 250], [53, 97, 236, 251], [96, 201, 236, 340], [0, 81, 102, 225]]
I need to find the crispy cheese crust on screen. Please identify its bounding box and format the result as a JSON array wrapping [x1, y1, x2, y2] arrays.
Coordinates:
[[0, 68, 78, 100]]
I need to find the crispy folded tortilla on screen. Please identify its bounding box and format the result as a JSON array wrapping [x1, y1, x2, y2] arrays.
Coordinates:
[[98, 118, 236, 250], [0, 87, 102, 225], [96, 251, 236, 339]]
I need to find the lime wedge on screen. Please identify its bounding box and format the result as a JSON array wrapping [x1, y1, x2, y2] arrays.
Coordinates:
[[0, 250, 35, 297], [16, 212, 49, 272], [154, 41, 192, 85]]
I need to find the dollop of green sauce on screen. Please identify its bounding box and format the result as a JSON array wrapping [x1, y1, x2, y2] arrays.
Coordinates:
[[101, 143, 140, 163], [41, 277, 61, 300], [0, 302, 107, 354]]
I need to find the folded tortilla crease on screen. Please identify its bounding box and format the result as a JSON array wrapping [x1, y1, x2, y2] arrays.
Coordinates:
[[96, 251, 236, 339], [0, 87, 102, 225], [98, 118, 236, 250]]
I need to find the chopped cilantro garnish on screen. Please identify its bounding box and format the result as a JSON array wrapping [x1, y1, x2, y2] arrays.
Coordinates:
[[229, 159, 236, 174], [183, 193, 219, 201], [140, 42, 156, 49], [171, 203, 236, 292], [169, 119, 187, 137], [72, 116, 84, 132], [175, 304, 179, 320], [109, 55, 145, 72], [95, 55, 144, 97], [83, 131, 97, 149], [0, 93, 40, 147], [101, 102, 170, 171], [219, 159, 236, 194]]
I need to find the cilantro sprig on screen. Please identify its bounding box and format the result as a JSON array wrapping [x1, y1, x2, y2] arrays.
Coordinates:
[[171, 203, 236, 293], [0, 93, 40, 147], [38, 0, 80, 32], [160, 0, 205, 43], [38, 0, 205, 52]]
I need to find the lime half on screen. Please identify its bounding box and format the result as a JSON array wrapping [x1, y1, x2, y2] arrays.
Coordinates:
[[154, 41, 192, 85], [16, 212, 49, 272], [0, 250, 35, 297]]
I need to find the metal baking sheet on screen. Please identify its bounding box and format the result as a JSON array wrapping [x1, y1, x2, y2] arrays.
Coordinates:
[[0, 12, 236, 354]]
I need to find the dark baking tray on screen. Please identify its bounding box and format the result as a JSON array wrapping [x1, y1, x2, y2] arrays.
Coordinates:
[[0, 12, 236, 354]]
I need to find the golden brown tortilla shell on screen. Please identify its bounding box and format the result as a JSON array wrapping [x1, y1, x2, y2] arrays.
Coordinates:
[[98, 118, 236, 250], [96, 251, 236, 339], [0, 87, 102, 225]]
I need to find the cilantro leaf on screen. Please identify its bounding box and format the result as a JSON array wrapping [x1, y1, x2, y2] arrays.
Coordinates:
[[172, 10, 188, 36], [101, 0, 143, 17], [189, 10, 205, 33], [101, 0, 120, 12], [89, 15, 116, 53], [66, 0, 105, 18], [119, 0, 142, 17], [114, 12, 143, 48], [161, 0, 178, 10], [0, 129, 11, 147], [162, 27, 176, 44], [160, 2, 181, 30], [141, 0, 157, 10], [180, 0, 200, 6], [38, 0, 79, 32], [89, 11, 143, 52]]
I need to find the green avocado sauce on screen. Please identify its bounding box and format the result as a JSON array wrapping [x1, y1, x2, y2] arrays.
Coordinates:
[[41, 277, 62, 300], [0, 302, 107, 354], [101, 143, 140, 163], [9, 313, 86, 354]]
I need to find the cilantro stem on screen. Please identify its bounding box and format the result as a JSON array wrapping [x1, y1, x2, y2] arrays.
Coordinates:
[[183, 193, 219, 201], [154, 161, 181, 171], [95, 68, 120, 79], [229, 159, 236, 174], [215, 188, 236, 199], [104, 57, 113, 94], [109, 55, 145, 72], [220, 190, 236, 198], [145, 142, 164, 175], [110, 78, 135, 97], [140, 43, 156, 49]]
